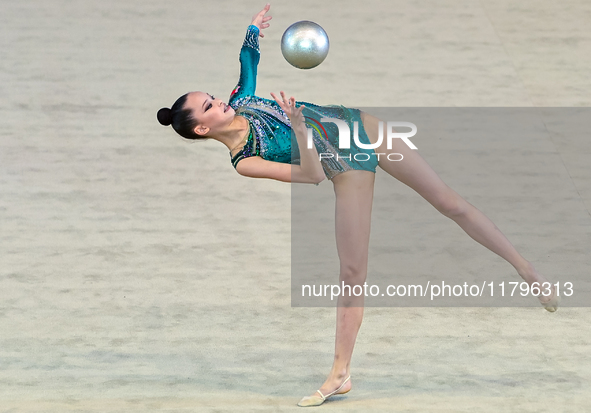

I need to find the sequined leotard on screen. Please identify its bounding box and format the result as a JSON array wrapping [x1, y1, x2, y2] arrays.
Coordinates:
[[229, 25, 378, 180]]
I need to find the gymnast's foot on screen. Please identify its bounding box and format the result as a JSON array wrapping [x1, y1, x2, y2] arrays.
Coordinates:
[[517, 262, 559, 312], [297, 372, 352, 407], [538, 283, 560, 312]]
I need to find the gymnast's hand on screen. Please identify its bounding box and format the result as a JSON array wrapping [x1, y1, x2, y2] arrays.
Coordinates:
[[251, 3, 272, 38], [271, 91, 306, 131]]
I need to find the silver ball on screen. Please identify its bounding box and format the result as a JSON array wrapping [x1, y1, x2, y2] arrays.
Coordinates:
[[281, 21, 329, 69]]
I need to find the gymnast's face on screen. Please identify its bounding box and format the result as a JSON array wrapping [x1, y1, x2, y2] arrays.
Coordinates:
[[186, 91, 235, 137]]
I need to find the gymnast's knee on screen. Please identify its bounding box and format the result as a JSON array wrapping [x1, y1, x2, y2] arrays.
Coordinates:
[[339, 262, 368, 285], [434, 191, 469, 218]]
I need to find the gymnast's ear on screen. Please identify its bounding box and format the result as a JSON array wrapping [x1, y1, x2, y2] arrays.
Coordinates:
[[194, 124, 209, 136]]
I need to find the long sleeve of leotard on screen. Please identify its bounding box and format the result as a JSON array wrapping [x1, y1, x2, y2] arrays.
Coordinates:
[[229, 25, 260, 103]]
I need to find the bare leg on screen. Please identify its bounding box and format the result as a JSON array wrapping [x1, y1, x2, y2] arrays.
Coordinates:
[[360, 112, 553, 297], [299, 170, 375, 402]]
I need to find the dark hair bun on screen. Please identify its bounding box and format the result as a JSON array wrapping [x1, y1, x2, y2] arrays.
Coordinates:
[[157, 107, 172, 126]]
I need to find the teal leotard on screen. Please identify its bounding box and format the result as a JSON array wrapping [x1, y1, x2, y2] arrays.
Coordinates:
[[229, 25, 378, 180]]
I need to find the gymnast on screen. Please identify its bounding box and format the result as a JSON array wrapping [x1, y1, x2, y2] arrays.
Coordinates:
[[157, 4, 559, 407]]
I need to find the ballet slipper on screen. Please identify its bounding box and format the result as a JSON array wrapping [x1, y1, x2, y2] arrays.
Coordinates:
[[538, 284, 560, 312], [297, 376, 351, 407]]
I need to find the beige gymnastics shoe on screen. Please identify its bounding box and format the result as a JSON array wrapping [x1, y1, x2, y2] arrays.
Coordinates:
[[297, 376, 351, 407]]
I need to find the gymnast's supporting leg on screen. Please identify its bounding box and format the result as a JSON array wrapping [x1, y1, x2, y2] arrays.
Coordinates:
[[360, 112, 557, 310], [298, 170, 375, 406]]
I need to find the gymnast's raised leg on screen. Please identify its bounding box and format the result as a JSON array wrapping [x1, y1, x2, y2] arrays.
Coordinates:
[[360, 111, 559, 311]]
